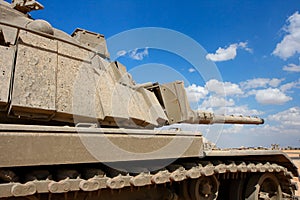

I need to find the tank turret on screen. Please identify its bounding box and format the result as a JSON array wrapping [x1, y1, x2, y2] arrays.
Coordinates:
[[0, 1, 263, 128]]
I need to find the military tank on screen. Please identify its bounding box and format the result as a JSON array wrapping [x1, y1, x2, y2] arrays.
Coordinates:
[[0, 1, 298, 199]]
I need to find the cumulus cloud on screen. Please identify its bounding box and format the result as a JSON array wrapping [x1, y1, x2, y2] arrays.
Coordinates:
[[216, 105, 263, 116], [185, 80, 243, 105], [218, 123, 300, 148], [188, 68, 196, 73], [242, 78, 298, 105], [268, 107, 300, 126], [222, 124, 244, 134], [206, 42, 251, 62], [116, 48, 149, 60], [185, 84, 208, 103], [269, 78, 284, 87], [201, 96, 235, 108], [283, 63, 300, 72], [205, 79, 243, 96], [273, 12, 300, 60], [280, 79, 300, 92], [116, 50, 127, 57], [240, 78, 284, 89], [238, 42, 253, 53], [280, 82, 296, 92], [129, 48, 149, 60], [254, 88, 292, 105], [186, 78, 297, 114]]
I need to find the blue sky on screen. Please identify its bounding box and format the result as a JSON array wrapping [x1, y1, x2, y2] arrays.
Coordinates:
[[27, 0, 300, 148]]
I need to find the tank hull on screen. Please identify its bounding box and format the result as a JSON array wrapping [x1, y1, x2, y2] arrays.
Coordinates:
[[0, 124, 298, 199], [0, 124, 203, 167]]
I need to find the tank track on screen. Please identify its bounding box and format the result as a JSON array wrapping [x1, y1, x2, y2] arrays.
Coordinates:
[[0, 161, 297, 199]]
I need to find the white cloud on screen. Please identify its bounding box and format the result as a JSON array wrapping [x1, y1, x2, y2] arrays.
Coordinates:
[[238, 42, 253, 53], [269, 78, 284, 87], [185, 84, 208, 103], [201, 96, 235, 108], [222, 124, 244, 134], [268, 107, 300, 126], [116, 48, 149, 60], [206, 42, 251, 62], [116, 50, 127, 57], [217, 123, 300, 148], [130, 48, 149, 60], [129, 48, 149, 60], [240, 78, 284, 89], [216, 105, 263, 116], [242, 78, 298, 105], [205, 79, 243, 96], [283, 63, 300, 72], [254, 88, 292, 105], [188, 68, 196, 73], [280, 82, 296, 92], [280, 79, 300, 92], [273, 12, 300, 60]]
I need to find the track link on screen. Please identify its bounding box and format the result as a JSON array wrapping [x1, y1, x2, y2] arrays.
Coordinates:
[[0, 161, 297, 199]]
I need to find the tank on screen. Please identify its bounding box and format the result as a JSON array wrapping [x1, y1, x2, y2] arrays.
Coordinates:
[[0, 1, 298, 199]]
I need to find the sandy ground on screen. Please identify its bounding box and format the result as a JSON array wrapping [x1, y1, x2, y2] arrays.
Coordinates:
[[283, 150, 300, 197]]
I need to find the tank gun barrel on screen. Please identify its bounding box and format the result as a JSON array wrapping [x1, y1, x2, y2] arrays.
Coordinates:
[[190, 111, 264, 125]]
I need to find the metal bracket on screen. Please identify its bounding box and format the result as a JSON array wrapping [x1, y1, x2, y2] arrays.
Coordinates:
[[12, 0, 44, 13]]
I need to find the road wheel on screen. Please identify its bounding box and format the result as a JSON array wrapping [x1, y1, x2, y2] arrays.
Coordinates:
[[245, 173, 282, 200], [189, 175, 219, 200]]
